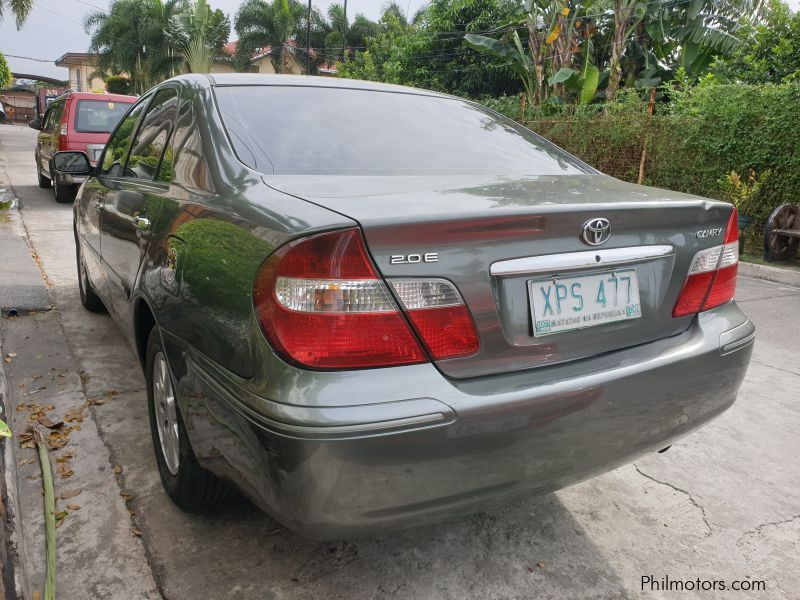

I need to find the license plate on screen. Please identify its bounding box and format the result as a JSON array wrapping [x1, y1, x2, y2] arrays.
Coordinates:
[[529, 269, 641, 337]]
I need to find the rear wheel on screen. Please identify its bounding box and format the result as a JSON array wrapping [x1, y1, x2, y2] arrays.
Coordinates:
[[146, 329, 231, 510], [53, 174, 74, 203], [75, 239, 105, 312], [37, 168, 52, 189]]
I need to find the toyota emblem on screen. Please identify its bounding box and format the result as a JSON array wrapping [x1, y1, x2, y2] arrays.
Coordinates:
[[580, 218, 611, 246]]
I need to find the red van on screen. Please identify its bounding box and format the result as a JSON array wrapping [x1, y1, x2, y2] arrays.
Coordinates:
[[32, 91, 137, 202]]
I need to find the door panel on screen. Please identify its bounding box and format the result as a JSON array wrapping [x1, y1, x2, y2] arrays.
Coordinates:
[[99, 86, 178, 321]]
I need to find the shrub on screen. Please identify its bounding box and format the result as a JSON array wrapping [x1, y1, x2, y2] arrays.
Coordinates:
[[105, 75, 131, 95], [517, 83, 800, 217]]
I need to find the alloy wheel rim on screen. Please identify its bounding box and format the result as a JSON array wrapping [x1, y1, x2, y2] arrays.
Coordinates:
[[153, 352, 180, 475]]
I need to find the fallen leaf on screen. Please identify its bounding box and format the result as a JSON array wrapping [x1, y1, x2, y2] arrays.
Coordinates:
[[8, 353, 17, 358], [55, 518, 66, 529], [37, 415, 63, 429], [120, 491, 134, 501], [56, 450, 76, 463], [33, 591, 40, 600], [113, 465, 123, 474], [60, 489, 83, 500], [66, 503, 81, 511], [31, 374, 42, 381], [54, 510, 68, 521], [536, 562, 545, 569], [19, 457, 35, 466], [131, 527, 142, 537]]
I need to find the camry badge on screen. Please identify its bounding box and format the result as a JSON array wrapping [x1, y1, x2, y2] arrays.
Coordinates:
[[581, 217, 611, 246]]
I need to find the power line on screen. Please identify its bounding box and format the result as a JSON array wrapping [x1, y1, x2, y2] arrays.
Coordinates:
[[0, 53, 56, 63], [31, 0, 84, 26]]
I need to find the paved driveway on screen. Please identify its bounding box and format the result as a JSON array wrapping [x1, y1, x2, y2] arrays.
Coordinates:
[[1, 124, 798, 599]]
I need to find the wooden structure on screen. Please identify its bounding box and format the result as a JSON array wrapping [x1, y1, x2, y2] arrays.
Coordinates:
[[764, 204, 800, 262]]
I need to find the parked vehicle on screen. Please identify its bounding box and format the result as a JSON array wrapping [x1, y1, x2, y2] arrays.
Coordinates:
[[30, 91, 136, 202], [35, 87, 66, 119], [56, 74, 754, 538]]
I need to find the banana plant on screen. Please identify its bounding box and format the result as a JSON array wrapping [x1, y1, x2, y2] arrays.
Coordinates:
[[465, 29, 537, 106]]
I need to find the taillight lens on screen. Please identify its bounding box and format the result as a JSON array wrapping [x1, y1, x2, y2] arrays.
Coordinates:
[[58, 123, 68, 150], [672, 209, 739, 317], [253, 228, 427, 369], [388, 279, 479, 360]]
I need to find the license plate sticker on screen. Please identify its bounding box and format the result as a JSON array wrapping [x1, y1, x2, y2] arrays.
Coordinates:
[[529, 269, 641, 337]]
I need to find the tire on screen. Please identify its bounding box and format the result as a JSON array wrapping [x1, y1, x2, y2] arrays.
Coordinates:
[[38, 168, 52, 189], [75, 239, 106, 313], [53, 174, 75, 203], [146, 328, 231, 510]]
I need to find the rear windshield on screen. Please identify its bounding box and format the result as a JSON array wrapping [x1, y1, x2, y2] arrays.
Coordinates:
[[74, 99, 134, 133], [214, 86, 593, 176]]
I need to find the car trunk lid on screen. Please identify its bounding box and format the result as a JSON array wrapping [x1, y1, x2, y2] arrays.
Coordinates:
[[267, 174, 733, 379]]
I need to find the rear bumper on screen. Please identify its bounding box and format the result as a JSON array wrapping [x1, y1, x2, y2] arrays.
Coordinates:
[[174, 303, 754, 538]]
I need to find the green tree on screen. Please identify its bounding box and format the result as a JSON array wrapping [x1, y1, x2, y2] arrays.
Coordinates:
[[0, 0, 32, 28], [85, 0, 183, 93], [0, 51, 12, 89], [235, 0, 307, 73], [713, 0, 800, 84], [169, 0, 230, 73]]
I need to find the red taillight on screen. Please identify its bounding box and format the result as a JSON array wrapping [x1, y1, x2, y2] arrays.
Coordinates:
[[388, 279, 479, 360], [673, 209, 739, 317], [58, 120, 68, 151], [253, 229, 427, 369]]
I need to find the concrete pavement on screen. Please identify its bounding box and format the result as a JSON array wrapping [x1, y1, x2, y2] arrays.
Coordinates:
[[1, 124, 799, 600]]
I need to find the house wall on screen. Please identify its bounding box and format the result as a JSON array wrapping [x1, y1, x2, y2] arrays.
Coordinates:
[[66, 64, 106, 93]]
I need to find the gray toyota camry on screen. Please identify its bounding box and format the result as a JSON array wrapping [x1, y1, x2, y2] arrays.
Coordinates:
[[57, 74, 754, 538]]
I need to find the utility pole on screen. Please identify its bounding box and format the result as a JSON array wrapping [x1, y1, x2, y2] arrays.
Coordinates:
[[342, 0, 348, 61], [306, 0, 311, 75]]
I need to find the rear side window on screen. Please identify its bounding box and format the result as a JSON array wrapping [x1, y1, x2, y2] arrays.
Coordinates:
[[214, 86, 593, 176], [126, 88, 179, 182], [45, 101, 64, 131], [101, 99, 148, 177], [74, 100, 134, 133]]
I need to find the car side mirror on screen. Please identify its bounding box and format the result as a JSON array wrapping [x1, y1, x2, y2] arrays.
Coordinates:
[[29, 118, 42, 130], [53, 151, 92, 175]]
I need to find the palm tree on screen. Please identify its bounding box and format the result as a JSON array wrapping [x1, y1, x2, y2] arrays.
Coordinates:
[[85, 0, 182, 93], [169, 0, 230, 73], [235, 0, 304, 74], [0, 0, 32, 28]]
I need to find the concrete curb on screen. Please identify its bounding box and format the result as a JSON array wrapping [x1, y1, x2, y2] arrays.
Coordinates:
[[0, 354, 26, 600], [0, 166, 53, 316], [739, 261, 800, 288]]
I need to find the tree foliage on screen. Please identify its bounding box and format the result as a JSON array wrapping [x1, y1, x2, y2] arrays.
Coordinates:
[[339, 0, 771, 105], [105, 75, 132, 94], [0, 0, 32, 29], [713, 0, 800, 84], [168, 0, 230, 73], [86, 0, 229, 92], [0, 52, 12, 89]]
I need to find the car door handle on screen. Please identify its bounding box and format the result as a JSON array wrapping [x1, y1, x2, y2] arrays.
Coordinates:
[[133, 216, 151, 231]]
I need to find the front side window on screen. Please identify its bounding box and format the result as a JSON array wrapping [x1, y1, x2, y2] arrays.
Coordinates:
[[126, 87, 179, 182], [74, 100, 135, 134], [101, 99, 148, 177]]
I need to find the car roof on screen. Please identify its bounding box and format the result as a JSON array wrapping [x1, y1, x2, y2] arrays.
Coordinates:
[[204, 73, 452, 99], [54, 91, 138, 103]]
